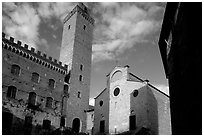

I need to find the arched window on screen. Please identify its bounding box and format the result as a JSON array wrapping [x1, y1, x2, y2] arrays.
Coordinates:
[[48, 79, 55, 89], [64, 85, 69, 94], [7, 86, 17, 98], [11, 64, 20, 76], [28, 92, 36, 106], [46, 97, 53, 108], [31, 72, 40, 83]]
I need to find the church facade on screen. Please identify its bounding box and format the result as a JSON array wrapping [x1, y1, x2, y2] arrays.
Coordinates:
[[2, 3, 94, 135], [94, 66, 171, 135]]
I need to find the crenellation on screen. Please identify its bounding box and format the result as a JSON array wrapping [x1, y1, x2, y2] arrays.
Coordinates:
[[24, 44, 28, 49], [17, 40, 22, 46], [2, 33, 67, 74], [37, 51, 41, 56], [64, 64, 68, 68], [54, 59, 57, 63], [43, 53, 47, 58], [59, 61, 62, 65], [10, 36, 14, 42], [31, 47, 35, 52], [49, 56, 52, 61]]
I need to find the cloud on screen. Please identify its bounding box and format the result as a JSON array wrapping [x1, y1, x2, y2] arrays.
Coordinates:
[[37, 2, 75, 21], [155, 85, 169, 95], [3, 3, 41, 49], [92, 3, 163, 63], [89, 98, 95, 106]]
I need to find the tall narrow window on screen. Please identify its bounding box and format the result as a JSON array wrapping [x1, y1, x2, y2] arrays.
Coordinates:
[[77, 92, 81, 98], [28, 92, 36, 106], [43, 120, 51, 130], [80, 64, 83, 71], [48, 79, 55, 89], [129, 115, 136, 130], [60, 117, 66, 127], [100, 120, 105, 133], [79, 75, 82, 82], [46, 97, 53, 108], [31, 72, 40, 83], [64, 85, 69, 94], [68, 25, 71, 30], [83, 25, 86, 30], [11, 64, 20, 76], [7, 86, 17, 99]]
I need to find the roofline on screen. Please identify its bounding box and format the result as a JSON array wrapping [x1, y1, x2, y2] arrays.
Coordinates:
[[147, 83, 170, 98], [94, 88, 107, 99], [129, 72, 169, 98]]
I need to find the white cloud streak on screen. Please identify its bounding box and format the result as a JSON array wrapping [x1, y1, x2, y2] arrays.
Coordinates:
[[92, 3, 163, 63]]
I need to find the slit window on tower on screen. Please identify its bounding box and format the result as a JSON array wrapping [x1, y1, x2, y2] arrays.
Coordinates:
[[78, 92, 81, 98], [79, 75, 83, 82], [80, 64, 83, 71], [68, 25, 71, 30], [83, 25, 86, 30]]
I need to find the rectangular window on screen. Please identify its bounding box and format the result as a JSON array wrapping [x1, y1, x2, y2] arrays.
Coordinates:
[[68, 25, 71, 30], [46, 97, 53, 108], [60, 117, 66, 127], [100, 120, 105, 133], [129, 115, 136, 130], [43, 120, 51, 130]]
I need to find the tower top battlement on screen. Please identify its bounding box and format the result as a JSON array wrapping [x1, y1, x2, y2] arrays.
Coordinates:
[[63, 3, 95, 25]]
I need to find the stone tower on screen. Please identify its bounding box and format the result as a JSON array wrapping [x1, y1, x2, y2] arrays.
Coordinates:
[[59, 3, 94, 133]]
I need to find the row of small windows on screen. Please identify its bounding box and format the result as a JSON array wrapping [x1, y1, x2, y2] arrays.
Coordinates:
[[6, 86, 55, 109], [11, 64, 56, 89]]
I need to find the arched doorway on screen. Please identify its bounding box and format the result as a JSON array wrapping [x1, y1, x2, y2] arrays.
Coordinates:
[[72, 118, 80, 133]]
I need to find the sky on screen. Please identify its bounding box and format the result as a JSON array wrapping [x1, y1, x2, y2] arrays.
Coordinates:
[[2, 2, 169, 106]]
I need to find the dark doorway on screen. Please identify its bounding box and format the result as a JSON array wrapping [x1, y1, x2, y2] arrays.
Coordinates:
[[2, 112, 13, 135], [72, 118, 80, 133], [100, 120, 105, 133], [129, 115, 136, 130], [24, 116, 33, 134]]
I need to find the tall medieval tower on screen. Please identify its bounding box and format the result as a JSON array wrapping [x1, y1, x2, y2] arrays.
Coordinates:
[[59, 3, 94, 133]]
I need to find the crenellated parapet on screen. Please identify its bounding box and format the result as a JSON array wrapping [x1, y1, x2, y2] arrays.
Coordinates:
[[2, 32, 68, 75], [63, 3, 95, 25]]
